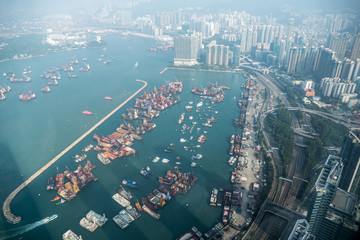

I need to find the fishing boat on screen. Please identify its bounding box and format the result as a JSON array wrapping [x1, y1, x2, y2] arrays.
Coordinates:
[[41, 86, 51, 93], [79, 63, 90, 72], [122, 180, 138, 189], [82, 110, 93, 115], [48, 79, 58, 85], [191, 154, 203, 160], [50, 196, 60, 202], [19, 90, 36, 101], [56, 198, 66, 205], [0, 93, 5, 100]]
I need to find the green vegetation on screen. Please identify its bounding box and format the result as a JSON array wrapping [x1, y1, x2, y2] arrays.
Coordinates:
[[304, 137, 325, 177], [265, 108, 294, 176], [283, 85, 298, 107], [310, 114, 348, 147], [302, 114, 348, 177]]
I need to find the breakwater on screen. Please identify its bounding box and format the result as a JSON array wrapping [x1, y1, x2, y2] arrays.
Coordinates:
[[2, 79, 147, 224]]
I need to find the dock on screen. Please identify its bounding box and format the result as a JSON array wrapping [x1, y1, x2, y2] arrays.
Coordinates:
[[160, 67, 167, 74], [2, 79, 148, 224]]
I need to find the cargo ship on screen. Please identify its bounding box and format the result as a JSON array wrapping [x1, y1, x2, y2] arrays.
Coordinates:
[[177, 226, 203, 240], [112, 193, 130, 207], [205, 222, 224, 239], [125, 205, 140, 220], [19, 90, 36, 101], [118, 186, 133, 201], [142, 204, 160, 220], [209, 188, 218, 206], [97, 153, 111, 165]]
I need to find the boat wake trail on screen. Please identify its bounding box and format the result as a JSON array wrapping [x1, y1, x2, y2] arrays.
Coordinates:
[[0, 218, 47, 240]]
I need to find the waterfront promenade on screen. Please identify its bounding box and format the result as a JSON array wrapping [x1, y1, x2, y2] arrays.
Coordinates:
[[2, 79, 148, 224]]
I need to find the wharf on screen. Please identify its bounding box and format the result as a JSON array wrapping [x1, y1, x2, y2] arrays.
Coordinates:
[[2, 80, 147, 224], [160, 67, 167, 74]]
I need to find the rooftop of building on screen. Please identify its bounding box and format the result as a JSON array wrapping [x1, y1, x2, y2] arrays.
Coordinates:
[[316, 155, 342, 189], [331, 188, 357, 216]]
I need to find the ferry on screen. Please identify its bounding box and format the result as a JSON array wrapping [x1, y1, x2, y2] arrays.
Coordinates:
[[45, 214, 58, 223], [82, 110, 93, 115]]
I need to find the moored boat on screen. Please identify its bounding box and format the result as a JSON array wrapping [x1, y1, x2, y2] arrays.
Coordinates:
[[122, 180, 138, 189], [19, 90, 36, 101], [82, 110, 93, 115], [41, 85, 51, 93]]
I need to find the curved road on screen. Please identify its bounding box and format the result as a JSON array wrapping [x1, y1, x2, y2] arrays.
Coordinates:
[[2, 79, 148, 224]]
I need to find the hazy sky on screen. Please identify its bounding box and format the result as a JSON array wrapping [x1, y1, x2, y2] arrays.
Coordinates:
[[0, 0, 359, 22]]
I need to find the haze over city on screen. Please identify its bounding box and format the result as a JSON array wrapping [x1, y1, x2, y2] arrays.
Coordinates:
[[0, 0, 359, 240]]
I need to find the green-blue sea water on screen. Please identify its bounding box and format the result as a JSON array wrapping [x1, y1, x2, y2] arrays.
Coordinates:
[[0, 34, 246, 240]]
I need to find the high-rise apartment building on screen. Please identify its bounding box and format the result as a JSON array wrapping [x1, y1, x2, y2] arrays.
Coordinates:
[[340, 129, 360, 196], [307, 155, 343, 237], [174, 34, 200, 66], [350, 33, 360, 61], [327, 33, 350, 59]]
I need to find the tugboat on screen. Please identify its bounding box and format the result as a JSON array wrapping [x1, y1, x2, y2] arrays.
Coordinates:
[[135, 200, 143, 211]]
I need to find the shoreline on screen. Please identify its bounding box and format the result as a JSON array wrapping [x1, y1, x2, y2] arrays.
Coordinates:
[[167, 66, 246, 74], [2, 79, 148, 224]]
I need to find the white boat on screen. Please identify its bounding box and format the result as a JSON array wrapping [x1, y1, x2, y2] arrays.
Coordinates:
[[180, 138, 187, 143], [162, 158, 169, 163], [196, 101, 203, 108], [152, 157, 160, 163], [191, 162, 197, 167]]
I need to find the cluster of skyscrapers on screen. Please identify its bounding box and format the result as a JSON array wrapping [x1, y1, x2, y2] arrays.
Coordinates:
[[320, 77, 357, 102], [293, 154, 359, 240]]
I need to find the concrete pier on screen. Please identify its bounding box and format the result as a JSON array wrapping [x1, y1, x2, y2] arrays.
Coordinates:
[[2, 79, 147, 224]]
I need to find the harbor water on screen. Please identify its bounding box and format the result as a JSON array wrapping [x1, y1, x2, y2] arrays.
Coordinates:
[[0, 34, 247, 240]]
